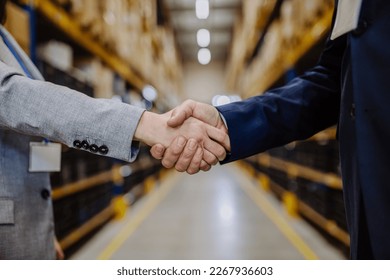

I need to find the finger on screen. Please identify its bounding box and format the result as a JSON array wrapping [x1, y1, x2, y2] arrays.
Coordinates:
[[186, 147, 203, 174], [206, 125, 231, 151], [54, 238, 65, 260], [204, 138, 227, 162], [150, 144, 166, 160], [175, 139, 198, 172], [161, 136, 187, 169], [202, 149, 219, 166], [200, 160, 211, 172], [168, 100, 196, 127]]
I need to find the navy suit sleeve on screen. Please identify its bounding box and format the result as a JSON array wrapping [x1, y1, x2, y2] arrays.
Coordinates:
[[218, 33, 347, 163]]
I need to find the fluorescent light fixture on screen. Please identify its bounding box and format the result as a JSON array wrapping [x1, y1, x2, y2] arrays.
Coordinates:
[[197, 48, 211, 65], [213, 95, 230, 106], [196, 0, 209, 19], [142, 85, 158, 102], [212, 94, 242, 106], [103, 11, 116, 25], [119, 165, 132, 177], [197, 29, 210, 47]]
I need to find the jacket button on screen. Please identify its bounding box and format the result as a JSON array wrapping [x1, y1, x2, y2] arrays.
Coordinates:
[[81, 140, 90, 150], [99, 145, 109, 155], [350, 103, 356, 119], [89, 144, 99, 153], [41, 189, 51, 200], [352, 20, 368, 36], [73, 140, 82, 148]]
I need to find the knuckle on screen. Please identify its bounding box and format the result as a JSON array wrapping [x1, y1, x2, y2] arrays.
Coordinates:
[[175, 164, 186, 172], [188, 168, 199, 175], [185, 99, 194, 105], [201, 164, 211, 171], [200, 160, 211, 171], [162, 159, 174, 168], [218, 149, 226, 159], [183, 151, 194, 159], [172, 147, 183, 156], [171, 145, 185, 156], [150, 150, 163, 160], [192, 157, 202, 166], [187, 166, 195, 174]]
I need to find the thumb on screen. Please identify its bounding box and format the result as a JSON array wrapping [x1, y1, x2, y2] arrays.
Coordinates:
[[167, 101, 195, 127]]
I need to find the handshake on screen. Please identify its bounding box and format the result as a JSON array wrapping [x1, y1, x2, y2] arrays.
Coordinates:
[[134, 100, 230, 174]]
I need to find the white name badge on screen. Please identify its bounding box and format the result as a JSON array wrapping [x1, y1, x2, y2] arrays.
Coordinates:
[[331, 0, 363, 40], [29, 142, 61, 172]]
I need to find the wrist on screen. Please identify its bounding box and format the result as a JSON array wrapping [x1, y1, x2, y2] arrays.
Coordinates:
[[217, 113, 228, 133], [134, 111, 157, 145], [134, 111, 170, 146]]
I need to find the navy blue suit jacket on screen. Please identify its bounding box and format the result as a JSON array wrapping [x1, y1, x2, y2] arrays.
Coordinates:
[[218, 0, 390, 259]]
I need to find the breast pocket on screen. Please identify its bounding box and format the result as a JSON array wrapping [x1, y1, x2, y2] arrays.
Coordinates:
[[0, 199, 14, 225]]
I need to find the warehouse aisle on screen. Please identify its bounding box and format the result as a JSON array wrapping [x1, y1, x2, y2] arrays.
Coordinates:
[[72, 164, 345, 260]]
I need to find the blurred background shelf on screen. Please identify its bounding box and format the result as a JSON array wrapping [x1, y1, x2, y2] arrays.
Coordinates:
[[226, 0, 334, 97], [20, 0, 146, 90], [255, 153, 342, 189], [240, 161, 348, 251], [14, 0, 183, 108]]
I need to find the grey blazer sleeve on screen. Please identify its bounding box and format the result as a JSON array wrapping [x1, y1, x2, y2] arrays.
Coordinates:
[[0, 61, 145, 162]]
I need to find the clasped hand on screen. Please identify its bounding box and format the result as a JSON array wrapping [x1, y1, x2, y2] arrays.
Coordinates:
[[135, 100, 230, 174]]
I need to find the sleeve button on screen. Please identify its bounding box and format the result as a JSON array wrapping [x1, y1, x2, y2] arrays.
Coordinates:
[[89, 144, 99, 153], [81, 140, 90, 150], [99, 145, 109, 155], [73, 140, 82, 148], [41, 189, 51, 200]]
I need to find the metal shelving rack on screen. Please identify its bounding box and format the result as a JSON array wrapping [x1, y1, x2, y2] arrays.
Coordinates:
[[239, 160, 349, 247], [52, 162, 163, 251], [19, 0, 147, 90]]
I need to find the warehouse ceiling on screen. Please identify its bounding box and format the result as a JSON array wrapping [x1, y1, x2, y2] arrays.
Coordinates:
[[164, 0, 241, 62]]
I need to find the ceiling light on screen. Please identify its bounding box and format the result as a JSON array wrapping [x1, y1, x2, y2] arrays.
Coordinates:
[[196, 0, 209, 19], [197, 29, 210, 47], [213, 95, 231, 106], [142, 85, 157, 102], [197, 48, 211, 65], [212, 94, 242, 106]]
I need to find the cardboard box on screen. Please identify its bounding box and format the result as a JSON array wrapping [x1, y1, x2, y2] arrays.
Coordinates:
[[74, 58, 114, 99], [37, 40, 73, 71], [4, 2, 30, 54]]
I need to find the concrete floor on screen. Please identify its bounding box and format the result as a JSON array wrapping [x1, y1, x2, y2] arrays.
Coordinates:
[[72, 163, 345, 260]]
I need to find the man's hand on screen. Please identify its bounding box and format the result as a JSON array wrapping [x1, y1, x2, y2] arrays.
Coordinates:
[[151, 136, 211, 174], [150, 100, 230, 173], [135, 108, 229, 173], [168, 99, 227, 132]]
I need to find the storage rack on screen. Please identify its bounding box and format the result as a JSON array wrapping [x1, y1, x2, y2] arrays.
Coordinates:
[[52, 150, 164, 251], [240, 154, 348, 247], [239, 126, 349, 250], [20, 0, 145, 89], [16, 0, 182, 107], [226, 0, 334, 97]]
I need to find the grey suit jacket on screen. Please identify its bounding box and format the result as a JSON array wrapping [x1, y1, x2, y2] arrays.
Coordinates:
[[0, 26, 145, 259]]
